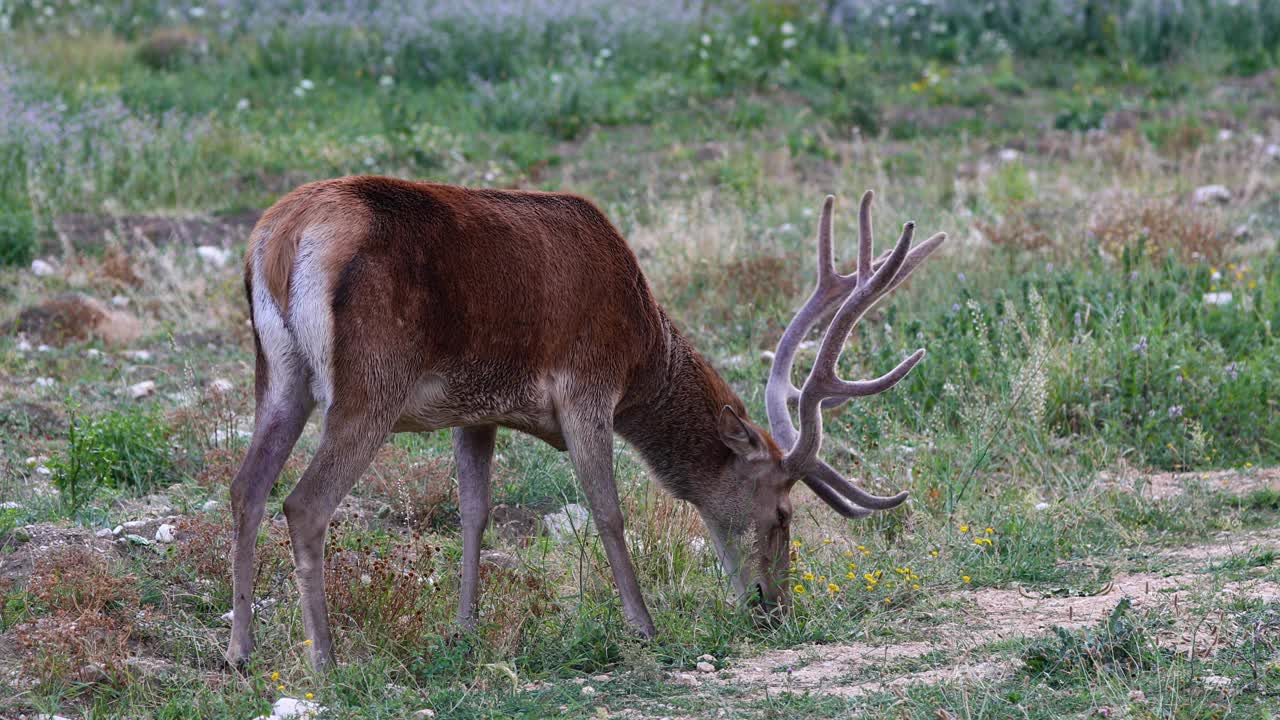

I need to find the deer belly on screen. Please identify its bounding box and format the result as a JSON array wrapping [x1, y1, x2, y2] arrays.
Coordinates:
[[391, 371, 561, 444]]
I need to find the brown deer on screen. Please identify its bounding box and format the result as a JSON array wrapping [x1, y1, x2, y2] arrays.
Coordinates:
[[226, 176, 945, 669]]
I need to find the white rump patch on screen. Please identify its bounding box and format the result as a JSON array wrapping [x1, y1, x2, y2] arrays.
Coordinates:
[[289, 225, 338, 409]]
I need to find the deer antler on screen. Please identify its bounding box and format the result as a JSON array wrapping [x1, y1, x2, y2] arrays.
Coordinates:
[[765, 192, 945, 517]]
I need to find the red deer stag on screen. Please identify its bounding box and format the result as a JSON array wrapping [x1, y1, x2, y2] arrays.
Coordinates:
[[227, 177, 945, 669]]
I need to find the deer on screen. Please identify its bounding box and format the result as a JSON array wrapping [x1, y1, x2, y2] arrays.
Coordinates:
[[226, 175, 946, 670]]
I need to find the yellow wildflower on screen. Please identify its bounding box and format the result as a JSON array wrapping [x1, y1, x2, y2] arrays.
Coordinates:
[[271, 671, 280, 682], [823, 538, 833, 545], [827, 582, 840, 593], [912, 584, 921, 590], [277, 685, 286, 692], [985, 527, 994, 534], [960, 525, 969, 533], [303, 639, 313, 647], [847, 572, 857, 580], [793, 584, 805, 594], [803, 572, 815, 581], [305, 693, 314, 700], [962, 575, 971, 584]]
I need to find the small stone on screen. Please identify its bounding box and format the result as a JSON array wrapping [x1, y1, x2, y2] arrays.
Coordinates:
[[85, 348, 102, 358], [16, 339, 33, 352], [696, 661, 716, 673], [998, 148, 1020, 162], [202, 500, 220, 512], [591, 674, 611, 683], [0, 501, 20, 510], [1034, 502, 1050, 511], [111, 295, 130, 307], [1203, 675, 1231, 688], [412, 711, 436, 719], [1192, 184, 1231, 205], [129, 380, 157, 399], [196, 245, 232, 268], [697, 654, 716, 663], [123, 534, 151, 545], [154, 524, 175, 543], [272, 697, 324, 718], [1266, 143, 1280, 160], [1128, 690, 1146, 703], [759, 350, 776, 363], [580, 685, 596, 696], [95, 528, 114, 538], [122, 520, 147, 530], [31, 258, 56, 276], [35, 377, 56, 388], [542, 503, 592, 542], [124, 349, 153, 362], [220, 610, 235, 623], [1202, 291, 1233, 306], [112, 525, 124, 535], [209, 377, 235, 394]]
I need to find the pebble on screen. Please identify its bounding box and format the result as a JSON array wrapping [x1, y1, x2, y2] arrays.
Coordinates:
[[697, 654, 716, 663], [580, 685, 596, 696], [31, 259, 56, 277], [124, 349, 153, 362], [0, 501, 21, 510], [95, 528, 114, 538], [35, 377, 56, 388], [111, 295, 130, 307], [154, 524, 176, 543], [129, 380, 157, 399], [16, 339, 33, 352], [122, 534, 151, 546], [1192, 184, 1231, 205], [196, 245, 232, 268], [696, 661, 716, 673], [412, 711, 436, 719], [202, 500, 221, 512], [1034, 502, 1050, 511], [210, 377, 235, 393], [271, 697, 324, 719]]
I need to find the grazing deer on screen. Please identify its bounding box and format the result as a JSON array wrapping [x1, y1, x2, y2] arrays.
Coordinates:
[[226, 176, 945, 669]]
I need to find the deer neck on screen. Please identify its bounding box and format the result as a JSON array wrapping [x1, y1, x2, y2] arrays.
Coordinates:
[[615, 321, 742, 502]]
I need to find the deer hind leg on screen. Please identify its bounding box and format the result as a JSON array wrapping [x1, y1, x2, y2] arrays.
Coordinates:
[[561, 400, 656, 638], [282, 401, 398, 670], [226, 360, 314, 670], [453, 424, 497, 631]]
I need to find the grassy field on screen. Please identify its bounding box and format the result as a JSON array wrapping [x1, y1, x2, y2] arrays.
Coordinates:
[[2, 1, 1280, 717]]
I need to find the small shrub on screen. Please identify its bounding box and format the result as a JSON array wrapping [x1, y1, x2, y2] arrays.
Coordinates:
[[135, 28, 208, 70], [51, 406, 175, 513], [1023, 598, 1165, 680], [366, 445, 455, 530], [1088, 196, 1226, 262], [14, 547, 140, 683]]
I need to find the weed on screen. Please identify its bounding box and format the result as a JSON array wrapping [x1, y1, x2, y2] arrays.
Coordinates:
[[1023, 598, 1166, 680], [51, 405, 175, 513]]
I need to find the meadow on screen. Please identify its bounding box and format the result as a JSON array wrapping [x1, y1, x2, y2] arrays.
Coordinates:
[[1, 0, 1279, 717]]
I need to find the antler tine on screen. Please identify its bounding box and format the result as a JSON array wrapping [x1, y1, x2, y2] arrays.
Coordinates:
[[800, 473, 874, 519], [858, 190, 874, 283], [809, 459, 909, 511], [817, 194, 835, 281]]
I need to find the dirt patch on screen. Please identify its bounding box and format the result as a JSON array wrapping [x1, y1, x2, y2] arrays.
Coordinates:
[[52, 211, 260, 252], [3, 292, 142, 346], [1098, 466, 1280, 500], [0, 523, 117, 588], [1160, 527, 1280, 563]]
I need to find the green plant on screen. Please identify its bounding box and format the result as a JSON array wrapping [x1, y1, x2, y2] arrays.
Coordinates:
[[1023, 598, 1165, 679], [51, 406, 175, 513]]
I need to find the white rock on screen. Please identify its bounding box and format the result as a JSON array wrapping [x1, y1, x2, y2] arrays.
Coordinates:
[[696, 661, 716, 673], [1034, 502, 1050, 511], [998, 148, 1020, 162], [123, 519, 148, 530], [1203, 675, 1231, 688], [113, 525, 124, 535], [129, 380, 157, 399], [111, 295, 130, 307], [412, 711, 436, 719], [202, 499, 221, 512], [196, 245, 232, 268], [1216, 128, 1232, 142], [1192, 185, 1231, 205], [759, 350, 776, 363], [35, 377, 56, 388], [580, 685, 596, 696], [35, 464, 51, 476], [123, 534, 151, 545], [272, 696, 324, 718], [31, 258, 56, 276], [86, 348, 102, 358], [17, 339, 33, 352], [155, 524, 176, 543], [543, 503, 592, 542], [95, 528, 114, 538], [37, 344, 51, 352], [1266, 144, 1280, 160], [697, 654, 716, 663], [210, 377, 235, 393], [1202, 291, 1233, 306], [0, 501, 20, 510], [124, 349, 153, 362], [220, 609, 235, 623]]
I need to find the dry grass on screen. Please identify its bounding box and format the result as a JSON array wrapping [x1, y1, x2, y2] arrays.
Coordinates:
[[1089, 195, 1228, 262], [364, 445, 456, 531]]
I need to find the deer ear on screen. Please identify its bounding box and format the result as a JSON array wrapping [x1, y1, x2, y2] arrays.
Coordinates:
[[718, 406, 764, 457]]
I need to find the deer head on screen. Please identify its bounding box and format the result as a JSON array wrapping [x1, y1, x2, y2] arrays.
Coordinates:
[[703, 191, 946, 613]]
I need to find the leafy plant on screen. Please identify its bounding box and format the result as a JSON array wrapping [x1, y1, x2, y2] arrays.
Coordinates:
[[1023, 598, 1165, 679], [51, 406, 175, 513]]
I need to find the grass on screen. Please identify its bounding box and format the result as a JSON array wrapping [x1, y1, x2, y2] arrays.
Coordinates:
[[1, 0, 1280, 718]]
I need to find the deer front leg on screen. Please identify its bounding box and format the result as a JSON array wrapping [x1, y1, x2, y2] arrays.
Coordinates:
[[453, 424, 497, 631], [562, 403, 656, 638]]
